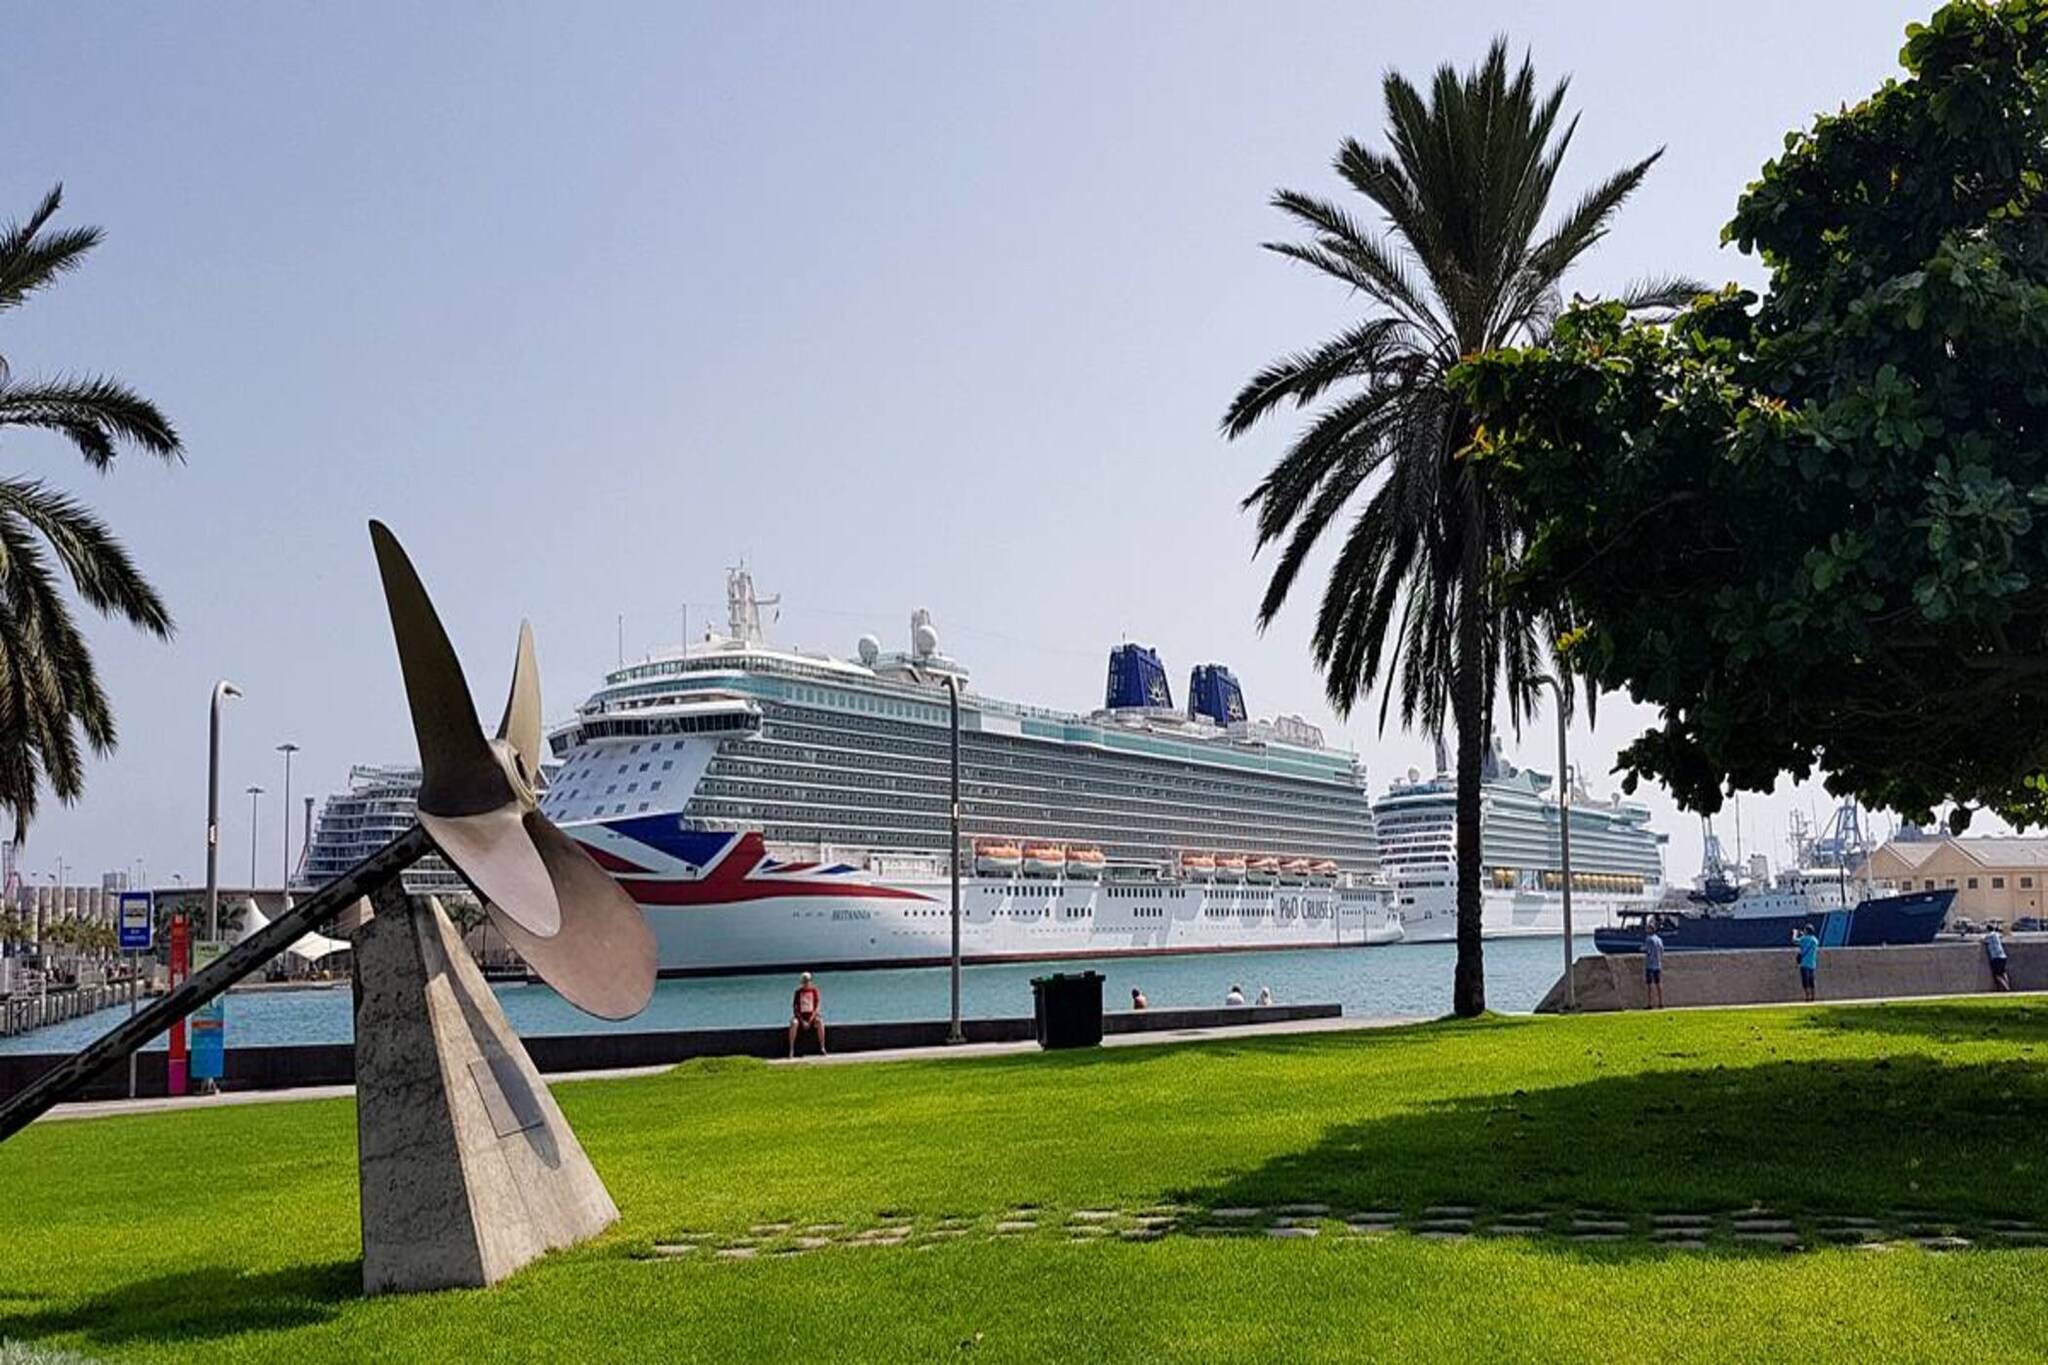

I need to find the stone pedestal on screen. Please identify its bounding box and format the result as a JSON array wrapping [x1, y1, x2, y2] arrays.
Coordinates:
[[352, 886, 618, 1294]]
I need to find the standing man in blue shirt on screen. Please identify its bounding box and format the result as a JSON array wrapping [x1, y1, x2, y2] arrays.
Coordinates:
[[1795, 925, 1820, 1002], [1643, 922, 1666, 1010]]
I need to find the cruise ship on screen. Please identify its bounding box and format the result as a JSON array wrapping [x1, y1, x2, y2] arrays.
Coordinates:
[[297, 764, 469, 901], [1373, 743, 1666, 941], [534, 570, 1399, 975]]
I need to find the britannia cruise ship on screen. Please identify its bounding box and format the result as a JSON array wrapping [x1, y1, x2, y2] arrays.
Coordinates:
[[535, 570, 1398, 975]]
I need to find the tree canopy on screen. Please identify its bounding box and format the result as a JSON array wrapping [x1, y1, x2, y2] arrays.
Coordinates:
[[0, 186, 180, 841], [1224, 40, 1686, 1014], [1451, 0, 2048, 832]]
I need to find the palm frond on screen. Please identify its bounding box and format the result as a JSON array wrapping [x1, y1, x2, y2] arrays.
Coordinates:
[[1223, 319, 1411, 440], [0, 479, 173, 635], [0, 375, 182, 469], [0, 185, 102, 316]]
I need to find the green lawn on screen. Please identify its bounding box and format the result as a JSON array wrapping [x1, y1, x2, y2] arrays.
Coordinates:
[[3, 999, 2047, 1362]]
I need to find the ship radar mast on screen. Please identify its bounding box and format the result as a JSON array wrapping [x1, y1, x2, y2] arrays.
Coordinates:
[[726, 564, 780, 646]]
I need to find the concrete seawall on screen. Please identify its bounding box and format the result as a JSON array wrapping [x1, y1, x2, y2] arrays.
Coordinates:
[[1537, 940, 2047, 1013], [0, 1001, 1340, 1103]]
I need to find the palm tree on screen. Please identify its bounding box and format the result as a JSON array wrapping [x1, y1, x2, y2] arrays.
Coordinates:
[[1224, 42, 1696, 1016], [0, 184, 180, 841]]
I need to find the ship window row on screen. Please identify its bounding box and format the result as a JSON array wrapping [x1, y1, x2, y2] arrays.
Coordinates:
[[694, 766, 1377, 842], [751, 720, 1367, 806], [781, 692, 947, 725], [712, 749, 1370, 826], [717, 740, 1369, 808], [578, 713, 756, 742]]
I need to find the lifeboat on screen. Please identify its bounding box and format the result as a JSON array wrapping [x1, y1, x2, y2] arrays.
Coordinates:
[[974, 839, 1022, 876], [1281, 858, 1313, 883], [1313, 859, 1341, 881], [1063, 845, 1105, 879], [1215, 854, 1247, 882], [1022, 843, 1067, 877], [1247, 856, 1280, 884], [1182, 851, 1217, 879]]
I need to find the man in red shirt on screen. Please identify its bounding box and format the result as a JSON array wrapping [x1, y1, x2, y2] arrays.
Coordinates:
[[788, 971, 827, 1058]]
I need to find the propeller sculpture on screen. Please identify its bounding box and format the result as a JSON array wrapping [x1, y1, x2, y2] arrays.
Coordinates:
[[0, 522, 657, 1292]]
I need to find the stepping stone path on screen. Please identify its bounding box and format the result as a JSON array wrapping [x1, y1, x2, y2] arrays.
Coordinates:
[[1731, 1210, 1799, 1250], [662, 1203, 2048, 1261], [1568, 1211, 1631, 1243], [1487, 1213, 1549, 1238]]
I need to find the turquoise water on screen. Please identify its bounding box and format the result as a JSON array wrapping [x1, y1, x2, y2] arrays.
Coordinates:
[[0, 937, 1569, 1055]]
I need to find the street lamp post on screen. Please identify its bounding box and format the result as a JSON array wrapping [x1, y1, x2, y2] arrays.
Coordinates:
[[943, 675, 962, 1044], [277, 743, 299, 894], [246, 785, 265, 890], [906, 660, 966, 1045], [1533, 676, 1575, 1011], [206, 681, 241, 942]]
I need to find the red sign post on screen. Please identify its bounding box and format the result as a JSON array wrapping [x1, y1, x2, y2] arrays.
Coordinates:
[[167, 914, 190, 1097]]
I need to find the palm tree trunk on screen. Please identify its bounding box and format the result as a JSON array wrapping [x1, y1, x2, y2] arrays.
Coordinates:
[[1452, 560, 1487, 1018]]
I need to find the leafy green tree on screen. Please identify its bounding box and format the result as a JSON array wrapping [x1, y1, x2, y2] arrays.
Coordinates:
[[0, 185, 180, 841], [1454, 0, 2048, 831], [1225, 42, 1693, 1013]]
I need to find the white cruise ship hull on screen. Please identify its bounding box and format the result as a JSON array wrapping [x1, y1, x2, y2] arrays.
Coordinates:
[[568, 819, 1400, 975], [1393, 884, 1641, 943]]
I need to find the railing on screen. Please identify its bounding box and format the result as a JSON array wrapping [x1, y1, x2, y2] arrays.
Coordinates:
[[0, 976, 148, 1038]]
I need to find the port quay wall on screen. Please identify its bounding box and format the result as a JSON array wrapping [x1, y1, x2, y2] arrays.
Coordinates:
[[0, 1002, 1339, 1104], [1537, 940, 2048, 1013]]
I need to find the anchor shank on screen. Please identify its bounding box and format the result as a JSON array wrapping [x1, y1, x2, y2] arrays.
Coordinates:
[[0, 823, 434, 1142]]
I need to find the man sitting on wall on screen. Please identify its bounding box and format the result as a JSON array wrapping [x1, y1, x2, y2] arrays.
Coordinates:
[[789, 971, 827, 1058]]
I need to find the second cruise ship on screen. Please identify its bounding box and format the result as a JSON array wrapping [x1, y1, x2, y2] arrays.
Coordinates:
[[537, 570, 1399, 975], [1374, 742, 1667, 941]]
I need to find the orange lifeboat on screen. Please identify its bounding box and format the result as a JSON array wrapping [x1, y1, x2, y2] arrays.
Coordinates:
[[1215, 853, 1247, 882], [1063, 845, 1105, 880], [1281, 858, 1313, 883], [974, 839, 1022, 875], [1182, 851, 1217, 879], [1022, 843, 1067, 877], [1247, 856, 1280, 884], [1313, 859, 1341, 880]]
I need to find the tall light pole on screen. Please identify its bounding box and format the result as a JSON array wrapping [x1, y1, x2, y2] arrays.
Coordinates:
[[943, 675, 962, 1044], [907, 659, 966, 1044], [1533, 675, 1575, 1010], [246, 785, 265, 890], [206, 681, 241, 941], [277, 743, 299, 892]]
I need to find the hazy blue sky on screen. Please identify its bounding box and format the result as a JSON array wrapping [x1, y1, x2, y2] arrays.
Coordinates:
[[2, 1, 1943, 890]]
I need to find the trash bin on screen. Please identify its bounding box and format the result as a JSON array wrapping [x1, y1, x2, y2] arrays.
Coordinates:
[[1030, 971, 1104, 1049]]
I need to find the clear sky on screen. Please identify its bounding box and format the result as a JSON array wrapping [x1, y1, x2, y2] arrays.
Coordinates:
[[1, 1, 1952, 891]]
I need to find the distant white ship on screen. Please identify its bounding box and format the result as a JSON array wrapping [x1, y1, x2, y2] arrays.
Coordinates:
[[1372, 743, 1667, 941], [535, 569, 1402, 975]]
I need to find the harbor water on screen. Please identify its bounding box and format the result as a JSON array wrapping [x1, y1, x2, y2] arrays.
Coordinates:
[[0, 938, 1566, 1055]]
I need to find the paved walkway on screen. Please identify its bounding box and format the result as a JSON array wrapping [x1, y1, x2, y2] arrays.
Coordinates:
[[640, 1202, 2048, 1261], [31, 1012, 1421, 1124]]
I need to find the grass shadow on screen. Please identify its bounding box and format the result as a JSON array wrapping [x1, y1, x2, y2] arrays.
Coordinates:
[[0, 1261, 357, 1351], [1177, 1055, 2048, 1250], [1803, 1000, 2048, 1048]]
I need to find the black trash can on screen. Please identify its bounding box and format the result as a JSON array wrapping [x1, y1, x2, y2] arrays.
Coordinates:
[[1030, 971, 1105, 1049]]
